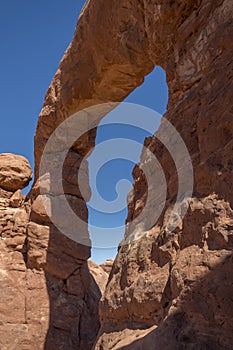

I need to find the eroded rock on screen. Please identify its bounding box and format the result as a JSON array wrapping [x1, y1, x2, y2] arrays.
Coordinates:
[[0, 153, 32, 191], [1, 0, 233, 349], [94, 0, 233, 349]]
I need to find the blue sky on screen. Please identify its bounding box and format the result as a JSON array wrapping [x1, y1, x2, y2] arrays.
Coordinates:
[[0, 1, 168, 264]]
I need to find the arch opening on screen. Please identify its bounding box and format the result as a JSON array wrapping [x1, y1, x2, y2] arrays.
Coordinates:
[[87, 66, 168, 264]]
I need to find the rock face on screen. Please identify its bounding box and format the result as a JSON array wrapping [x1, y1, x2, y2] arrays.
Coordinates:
[[1, 0, 233, 349], [100, 259, 114, 274], [0, 177, 106, 349], [28, 0, 155, 348], [94, 0, 233, 349], [0, 153, 32, 191], [88, 260, 109, 294], [0, 159, 48, 349]]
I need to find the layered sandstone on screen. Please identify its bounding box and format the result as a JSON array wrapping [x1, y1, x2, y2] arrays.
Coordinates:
[[0, 154, 107, 349], [0, 155, 48, 349], [1, 0, 233, 349], [95, 0, 233, 349], [27, 1, 155, 347]]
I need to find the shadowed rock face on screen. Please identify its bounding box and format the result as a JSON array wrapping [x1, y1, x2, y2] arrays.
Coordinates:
[[0, 155, 108, 349], [0, 0, 233, 349], [94, 0, 233, 348]]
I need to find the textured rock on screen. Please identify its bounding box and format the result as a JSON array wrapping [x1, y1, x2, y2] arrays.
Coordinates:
[[95, 0, 233, 349], [88, 260, 109, 294], [0, 187, 49, 349], [0, 153, 32, 191], [9, 189, 23, 208], [96, 251, 233, 350], [27, 1, 154, 348], [1, 0, 233, 349], [100, 259, 114, 274], [0, 182, 108, 349]]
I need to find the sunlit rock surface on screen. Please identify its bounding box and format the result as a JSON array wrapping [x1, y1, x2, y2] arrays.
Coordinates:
[[0, 0, 233, 349]]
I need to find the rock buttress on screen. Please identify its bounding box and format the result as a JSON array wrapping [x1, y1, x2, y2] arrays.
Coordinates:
[[29, 0, 153, 348], [95, 0, 233, 349]]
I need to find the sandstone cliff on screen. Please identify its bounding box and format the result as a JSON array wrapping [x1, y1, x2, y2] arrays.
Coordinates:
[[95, 0, 233, 348], [0, 0, 233, 349], [0, 154, 108, 349]]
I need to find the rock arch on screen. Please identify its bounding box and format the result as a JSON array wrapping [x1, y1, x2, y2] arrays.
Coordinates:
[[31, 0, 233, 348], [0, 0, 232, 349]]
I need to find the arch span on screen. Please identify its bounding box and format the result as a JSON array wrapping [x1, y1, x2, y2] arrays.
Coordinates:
[[26, 0, 233, 349]]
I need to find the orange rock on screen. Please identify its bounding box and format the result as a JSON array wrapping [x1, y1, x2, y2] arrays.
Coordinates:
[[0, 153, 32, 191], [1, 0, 233, 349]]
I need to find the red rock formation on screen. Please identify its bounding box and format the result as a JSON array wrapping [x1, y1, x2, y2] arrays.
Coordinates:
[[27, 1, 154, 347], [0, 154, 107, 349], [100, 259, 114, 275], [0, 153, 32, 191], [95, 0, 233, 348], [0, 154, 47, 349], [1, 0, 233, 349]]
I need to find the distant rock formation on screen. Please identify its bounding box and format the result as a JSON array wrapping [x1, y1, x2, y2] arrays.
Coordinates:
[[100, 259, 114, 275]]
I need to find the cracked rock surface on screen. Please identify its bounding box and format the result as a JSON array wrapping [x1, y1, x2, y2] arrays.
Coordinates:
[[0, 0, 233, 349]]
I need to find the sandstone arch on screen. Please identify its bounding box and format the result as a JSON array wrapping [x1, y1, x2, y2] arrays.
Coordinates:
[[30, 0, 233, 348], [0, 0, 232, 349]]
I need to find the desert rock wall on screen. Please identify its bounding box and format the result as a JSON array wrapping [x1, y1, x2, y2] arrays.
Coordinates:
[[0, 155, 49, 349], [96, 0, 233, 348], [29, 1, 154, 347], [0, 0, 232, 349], [0, 155, 108, 349]]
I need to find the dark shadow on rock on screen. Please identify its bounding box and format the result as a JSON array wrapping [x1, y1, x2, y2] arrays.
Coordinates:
[[117, 252, 233, 350], [43, 225, 102, 350]]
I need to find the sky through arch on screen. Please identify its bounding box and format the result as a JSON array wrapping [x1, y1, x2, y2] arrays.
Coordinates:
[[0, 2, 168, 264], [89, 67, 168, 263]]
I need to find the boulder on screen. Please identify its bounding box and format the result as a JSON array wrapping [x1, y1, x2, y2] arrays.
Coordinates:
[[0, 153, 32, 191]]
